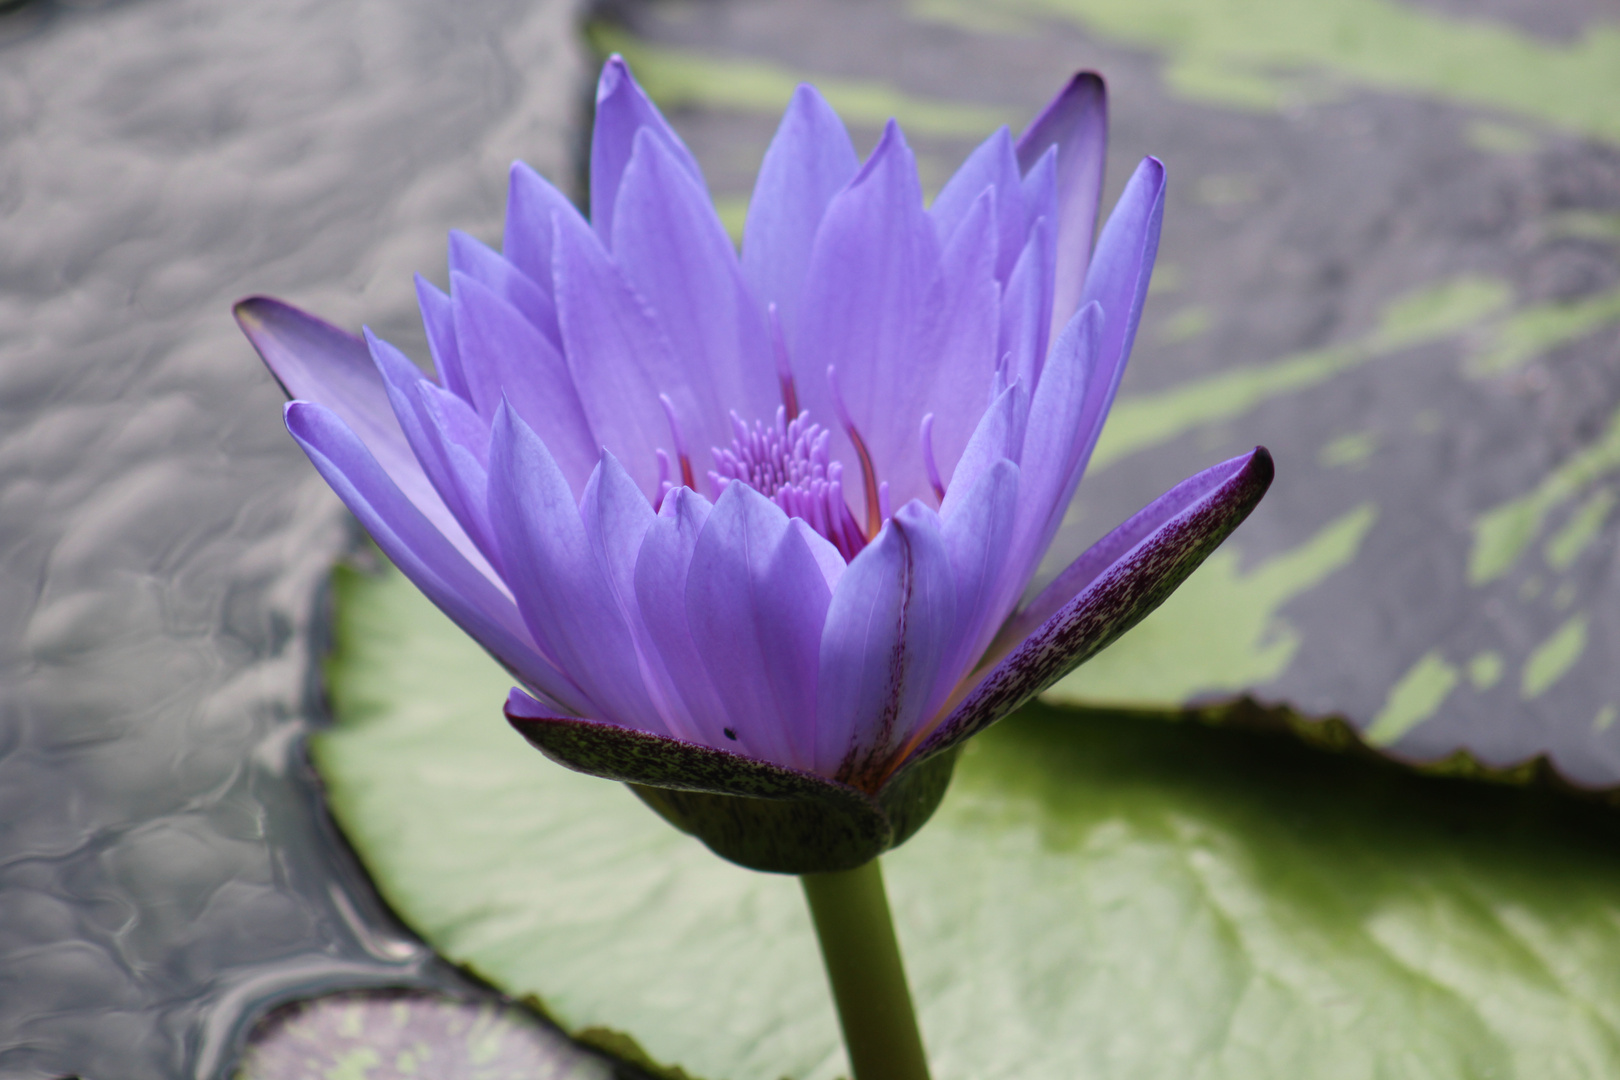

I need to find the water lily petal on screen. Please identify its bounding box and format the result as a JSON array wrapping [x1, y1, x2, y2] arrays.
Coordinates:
[[912, 446, 1274, 765], [941, 381, 1022, 512], [451, 270, 597, 495], [815, 503, 957, 786], [487, 402, 662, 729], [742, 83, 859, 340], [502, 160, 581, 296], [551, 205, 694, 495], [448, 229, 560, 349], [284, 400, 584, 713], [1017, 71, 1107, 335], [930, 126, 1024, 284], [918, 189, 1002, 491], [686, 482, 830, 771], [1001, 216, 1055, 391], [612, 128, 777, 437], [414, 276, 470, 403], [939, 457, 1020, 691], [796, 121, 940, 504], [1003, 301, 1102, 604], [238, 297, 486, 572], [367, 330, 499, 569], [635, 488, 730, 746], [589, 54, 704, 245], [1073, 156, 1165, 465]]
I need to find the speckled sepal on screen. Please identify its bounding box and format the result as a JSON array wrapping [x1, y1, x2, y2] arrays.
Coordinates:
[[909, 446, 1275, 767], [505, 690, 959, 873]]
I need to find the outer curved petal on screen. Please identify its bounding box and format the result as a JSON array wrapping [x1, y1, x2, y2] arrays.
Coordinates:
[[487, 402, 662, 730], [238, 297, 493, 580], [284, 400, 585, 713], [367, 330, 500, 571], [910, 446, 1274, 766], [742, 83, 859, 339], [1016, 71, 1107, 336], [590, 55, 704, 244], [815, 502, 956, 786], [612, 128, 777, 438], [685, 482, 831, 771]]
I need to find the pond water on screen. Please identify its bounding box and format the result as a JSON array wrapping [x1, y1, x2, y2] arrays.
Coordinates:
[[0, 0, 594, 1075]]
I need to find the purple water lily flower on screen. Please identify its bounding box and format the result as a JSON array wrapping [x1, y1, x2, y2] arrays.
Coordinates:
[[237, 58, 1271, 874]]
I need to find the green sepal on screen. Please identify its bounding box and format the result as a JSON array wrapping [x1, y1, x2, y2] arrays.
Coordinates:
[[506, 700, 958, 873]]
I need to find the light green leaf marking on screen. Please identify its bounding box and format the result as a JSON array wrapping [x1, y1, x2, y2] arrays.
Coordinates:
[[1465, 285, 1620, 377], [590, 25, 1014, 137], [1469, 409, 1620, 584], [1521, 615, 1590, 700], [920, 0, 1620, 146], [1595, 705, 1617, 732], [1367, 652, 1461, 746], [1048, 504, 1377, 706], [1094, 276, 1509, 470], [1468, 652, 1504, 691], [1465, 120, 1540, 156], [1319, 431, 1377, 469], [1154, 304, 1213, 345], [1547, 211, 1620, 244], [1545, 489, 1616, 571], [1369, 276, 1514, 351]]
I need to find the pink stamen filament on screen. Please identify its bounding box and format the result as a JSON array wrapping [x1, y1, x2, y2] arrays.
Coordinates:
[[768, 303, 800, 419], [825, 365, 883, 539], [920, 413, 945, 504], [658, 393, 697, 492]]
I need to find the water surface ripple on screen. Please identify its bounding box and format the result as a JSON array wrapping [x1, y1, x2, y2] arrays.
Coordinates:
[[0, 1, 585, 1075]]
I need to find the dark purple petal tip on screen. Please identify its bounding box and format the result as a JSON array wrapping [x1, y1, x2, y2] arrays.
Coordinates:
[[909, 446, 1274, 765]]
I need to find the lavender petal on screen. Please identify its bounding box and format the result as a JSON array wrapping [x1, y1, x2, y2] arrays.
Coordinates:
[[589, 55, 704, 245], [741, 83, 859, 341], [814, 503, 957, 784], [1016, 71, 1108, 335]]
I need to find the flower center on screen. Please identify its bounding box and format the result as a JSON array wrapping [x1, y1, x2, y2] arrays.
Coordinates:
[[710, 408, 870, 560]]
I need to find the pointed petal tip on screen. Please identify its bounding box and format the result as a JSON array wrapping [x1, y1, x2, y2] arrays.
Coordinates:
[[597, 53, 631, 99], [232, 295, 273, 326], [1248, 444, 1275, 487]]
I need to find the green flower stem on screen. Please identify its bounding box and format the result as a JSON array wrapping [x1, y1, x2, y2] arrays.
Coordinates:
[[801, 859, 931, 1080]]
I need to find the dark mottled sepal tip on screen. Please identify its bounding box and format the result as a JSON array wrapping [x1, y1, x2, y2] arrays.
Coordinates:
[[505, 690, 957, 874]]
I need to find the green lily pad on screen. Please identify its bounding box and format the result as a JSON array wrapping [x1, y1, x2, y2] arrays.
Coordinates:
[[319, 560, 1620, 1079]]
